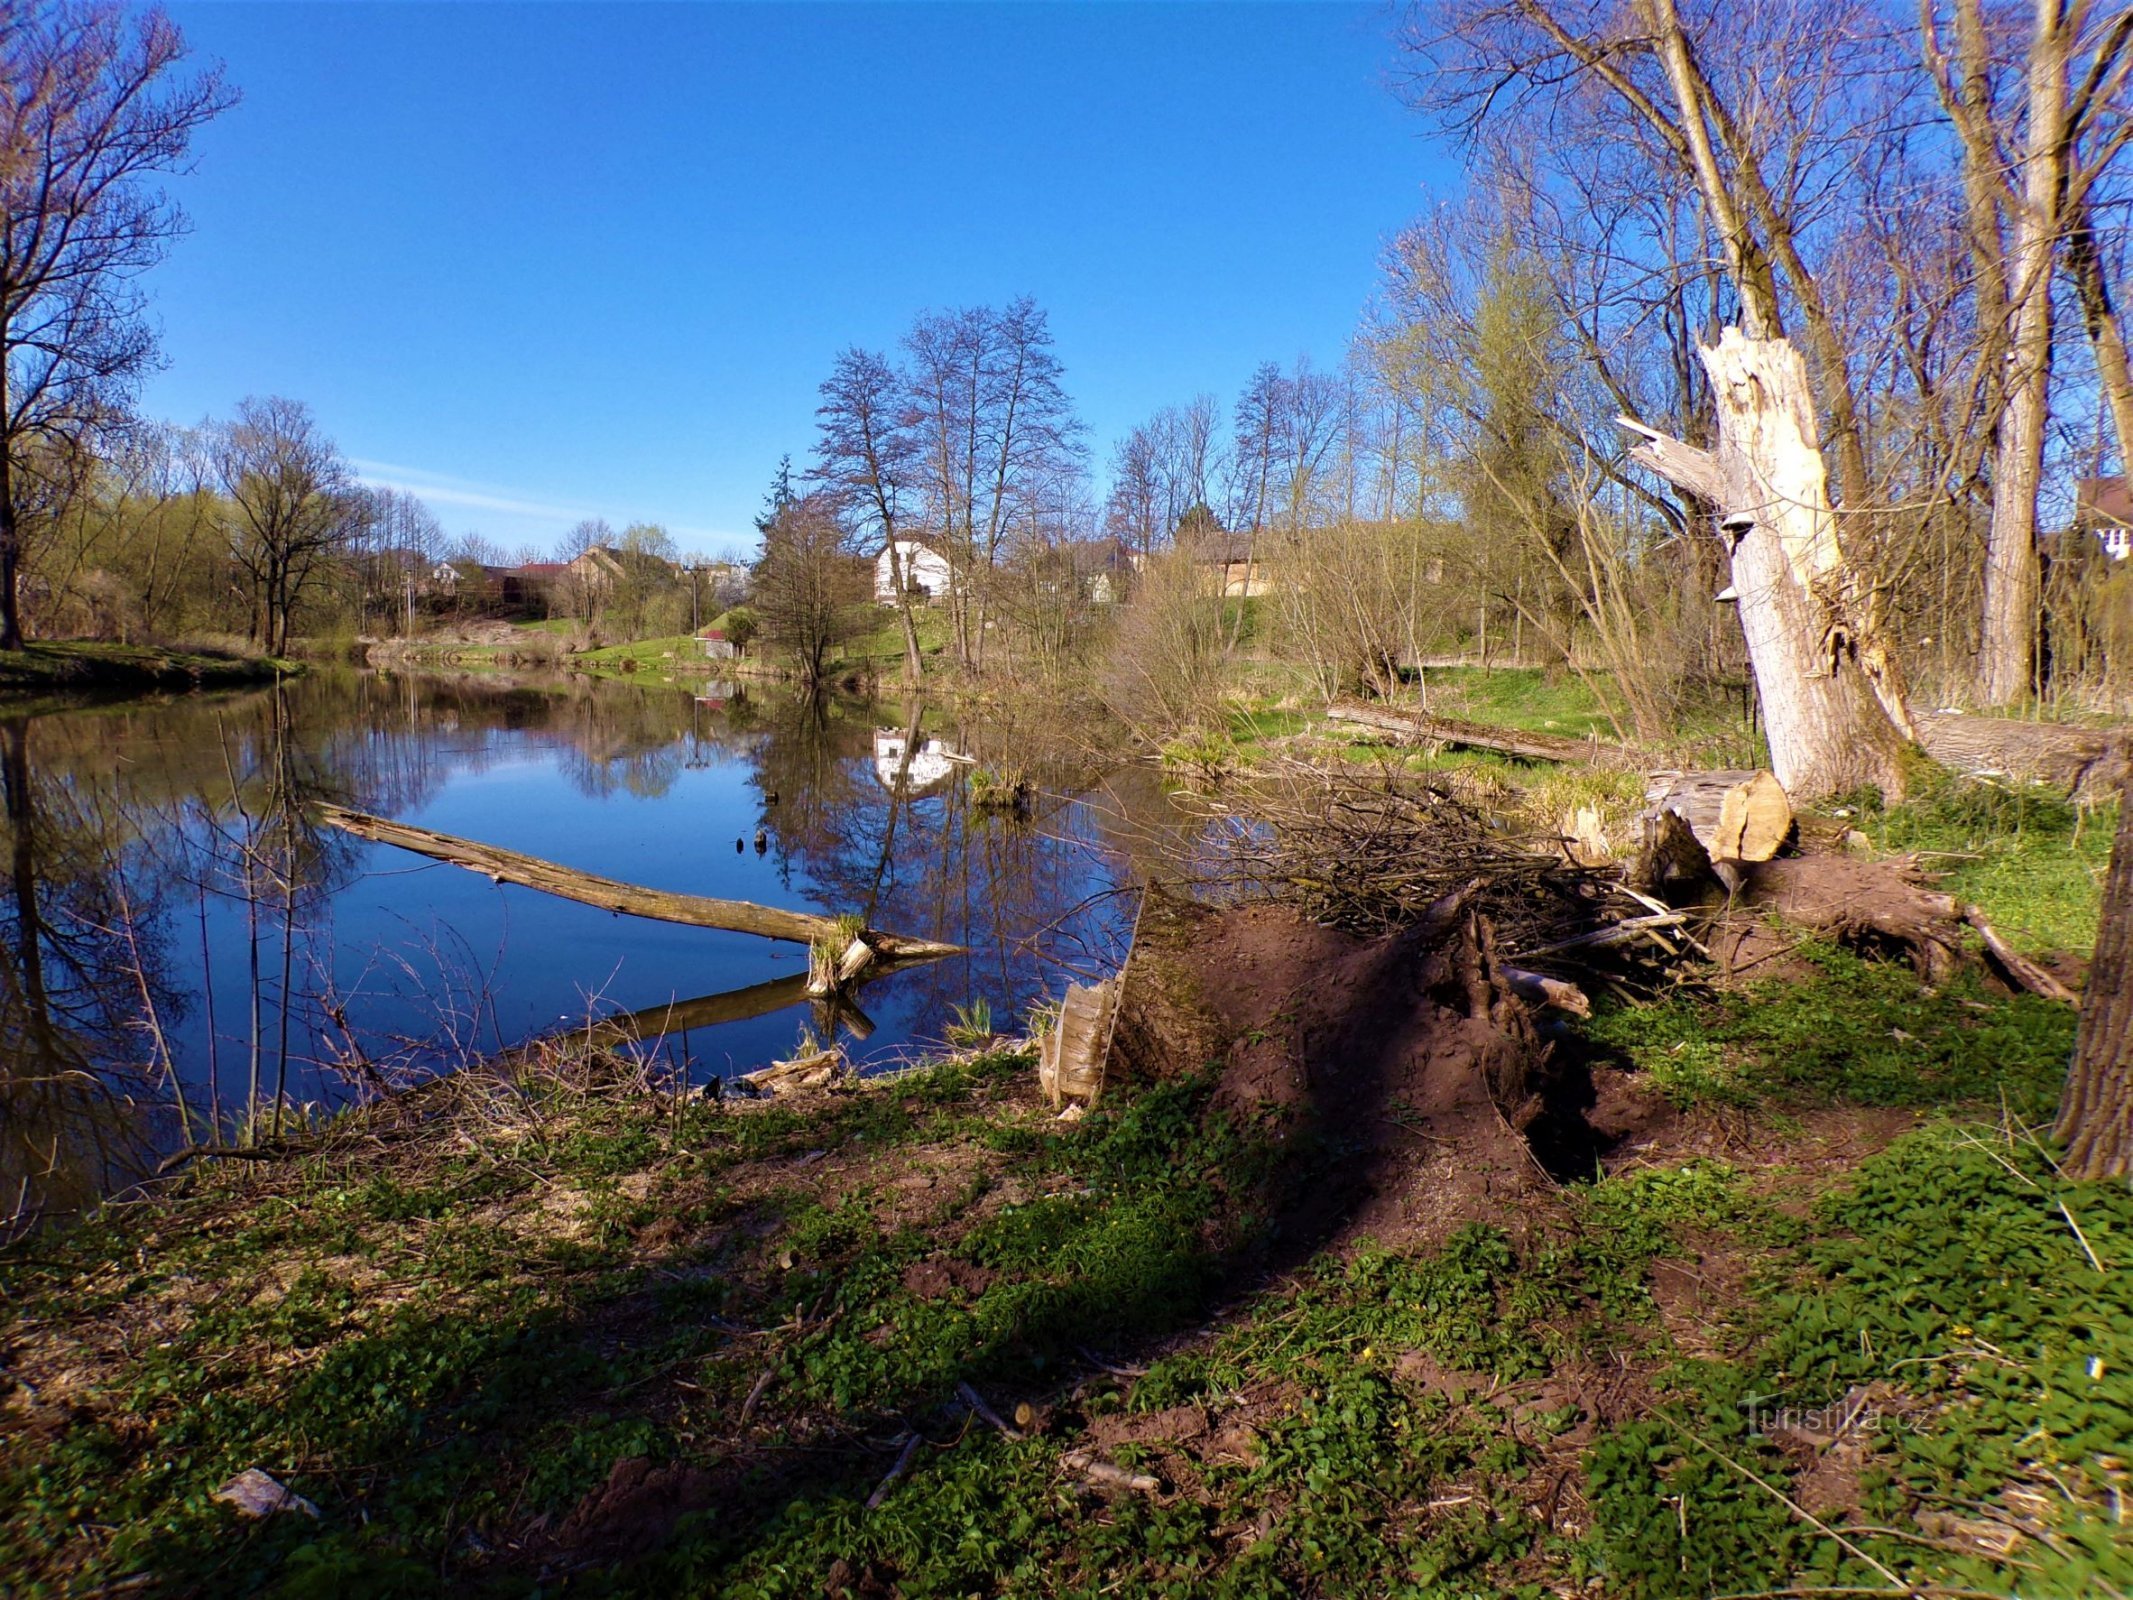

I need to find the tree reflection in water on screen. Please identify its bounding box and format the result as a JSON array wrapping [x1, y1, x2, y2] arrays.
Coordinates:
[[1, 671, 1166, 1224]]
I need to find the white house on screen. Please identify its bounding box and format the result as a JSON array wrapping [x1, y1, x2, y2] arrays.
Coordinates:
[[874, 539, 955, 602]]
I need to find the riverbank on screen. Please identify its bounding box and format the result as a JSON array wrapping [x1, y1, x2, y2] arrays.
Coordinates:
[[0, 640, 297, 695], [2, 878, 2122, 1597]]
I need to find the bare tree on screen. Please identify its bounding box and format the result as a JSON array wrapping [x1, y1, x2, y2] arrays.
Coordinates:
[[0, 3, 233, 648], [214, 397, 363, 655], [903, 297, 1083, 672], [751, 490, 867, 692], [1924, 0, 2133, 703], [810, 346, 925, 682]]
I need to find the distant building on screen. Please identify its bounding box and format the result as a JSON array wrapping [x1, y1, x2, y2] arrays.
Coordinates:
[[696, 625, 740, 660], [2076, 477, 2131, 560], [875, 539, 955, 602], [1183, 528, 1276, 597], [1063, 537, 1136, 603]]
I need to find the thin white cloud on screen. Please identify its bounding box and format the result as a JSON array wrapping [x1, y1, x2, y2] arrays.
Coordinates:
[[350, 459, 753, 552], [350, 459, 598, 524]]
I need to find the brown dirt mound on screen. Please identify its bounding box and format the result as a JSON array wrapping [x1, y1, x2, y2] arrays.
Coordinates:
[[1122, 898, 1673, 1253]]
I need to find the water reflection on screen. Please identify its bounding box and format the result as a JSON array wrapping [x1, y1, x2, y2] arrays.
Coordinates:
[[0, 670, 1162, 1223]]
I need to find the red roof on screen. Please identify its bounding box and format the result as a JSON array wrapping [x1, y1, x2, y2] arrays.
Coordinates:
[[2076, 477, 2132, 527], [514, 561, 566, 577]]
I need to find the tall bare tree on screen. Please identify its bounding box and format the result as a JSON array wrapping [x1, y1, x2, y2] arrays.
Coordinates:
[[0, 3, 232, 648], [902, 297, 1081, 672], [1925, 0, 2133, 703], [811, 346, 924, 683], [215, 397, 363, 656]]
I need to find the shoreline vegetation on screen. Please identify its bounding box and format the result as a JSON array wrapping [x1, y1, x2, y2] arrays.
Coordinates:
[[1, 912, 2123, 1597], [2, 709, 2125, 1596], [0, 640, 298, 695]]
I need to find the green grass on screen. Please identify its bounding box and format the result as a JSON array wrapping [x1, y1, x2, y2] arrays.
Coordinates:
[[2, 971, 2112, 1599], [0, 640, 296, 693], [1584, 940, 2080, 1116], [1588, 1124, 2133, 1599], [1845, 774, 2116, 954], [576, 634, 710, 667], [838, 604, 953, 669]]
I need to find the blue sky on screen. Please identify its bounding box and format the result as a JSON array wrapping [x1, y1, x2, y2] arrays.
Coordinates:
[[146, 3, 1457, 555]]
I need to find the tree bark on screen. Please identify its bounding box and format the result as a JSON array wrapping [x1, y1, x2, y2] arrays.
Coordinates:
[[2068, 194, 2133, 482], [2058, 774, 2133, 1181], [1623, 331, 1912, 800], [1979, 0, 2073, 707]]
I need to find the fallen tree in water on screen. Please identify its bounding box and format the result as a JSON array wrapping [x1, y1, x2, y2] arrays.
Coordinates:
[[315, 804, 961, 968]]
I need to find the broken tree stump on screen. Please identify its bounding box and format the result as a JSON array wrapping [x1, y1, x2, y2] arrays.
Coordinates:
[[1642, 770, 1793, 873], [1039, 978, 1121, 1109]]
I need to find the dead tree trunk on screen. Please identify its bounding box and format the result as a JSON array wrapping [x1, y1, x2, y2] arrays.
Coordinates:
[[2058, 776, 2133, 1181], [315, 804, 960, 961], [1621, 330, 1912, 801]]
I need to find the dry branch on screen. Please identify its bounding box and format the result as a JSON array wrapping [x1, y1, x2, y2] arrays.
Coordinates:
[[1326, 701, 1641, 766]]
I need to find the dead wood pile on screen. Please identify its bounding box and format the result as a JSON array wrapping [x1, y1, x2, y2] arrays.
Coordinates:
[[1175, 758, 2077, 1008], [1184, 760, 1611, 953]]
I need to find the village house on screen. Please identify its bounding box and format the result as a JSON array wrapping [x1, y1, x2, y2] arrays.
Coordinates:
[[2076, 477, 2132, 561], [1183, 528, 1277, 597], [874, 538, 955, 602]]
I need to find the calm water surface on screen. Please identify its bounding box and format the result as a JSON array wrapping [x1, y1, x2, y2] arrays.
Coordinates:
[[1, 669, 1175, 1218]]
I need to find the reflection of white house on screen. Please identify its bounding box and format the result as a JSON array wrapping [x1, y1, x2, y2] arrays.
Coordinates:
[[873, 729, 959, 794], [875, 539, 955, 602]]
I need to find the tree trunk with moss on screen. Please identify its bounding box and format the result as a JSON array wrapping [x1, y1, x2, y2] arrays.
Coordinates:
[[2058, 777, 2133, 1181]]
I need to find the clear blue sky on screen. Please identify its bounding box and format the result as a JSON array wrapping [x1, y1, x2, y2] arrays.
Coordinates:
[[146, 3, 1456, 556]]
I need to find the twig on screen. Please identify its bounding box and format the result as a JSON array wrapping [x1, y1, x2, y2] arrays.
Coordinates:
[[1658, 1414, 1912, 1593], [956, 1380, 1021, 1438], [865, 1430, 924, 1510], [2059, 1201, 2107, 1274], [737, 1366, 776, 1425]]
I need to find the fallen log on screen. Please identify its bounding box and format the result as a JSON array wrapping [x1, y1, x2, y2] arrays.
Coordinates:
[[1914, 712, 2130, 799], [742, 1048, 846, 1094], [316, 805, 960, 961], [1326, 702, 1639, 766], [1499, 965, 1592, 1018]]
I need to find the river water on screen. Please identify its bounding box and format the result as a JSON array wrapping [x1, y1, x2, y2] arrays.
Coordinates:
[[0, 669, 1174, 1220]]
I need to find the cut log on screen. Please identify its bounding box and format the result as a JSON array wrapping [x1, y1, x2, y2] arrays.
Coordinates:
[[316, 805, 960, 961], [1327, 702, 1639, 766], [1643, 770, 1793, 867], [1499, 965, 1591, 1018], [1039, 978, 1120, 1108], [742, 1049, 846, 1094]]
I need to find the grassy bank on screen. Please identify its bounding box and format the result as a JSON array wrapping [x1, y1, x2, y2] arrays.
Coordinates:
[[2, 942, 2120, 1598], [0, 640, 296, 695]]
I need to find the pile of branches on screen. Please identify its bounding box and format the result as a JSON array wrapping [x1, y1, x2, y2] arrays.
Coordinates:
[[1180, 758, 1612, 953]]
